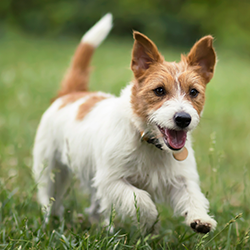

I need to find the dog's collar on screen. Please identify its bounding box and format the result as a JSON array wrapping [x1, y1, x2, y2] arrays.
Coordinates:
[[140, 130, 188, 161], [140, 130, 163, 150]]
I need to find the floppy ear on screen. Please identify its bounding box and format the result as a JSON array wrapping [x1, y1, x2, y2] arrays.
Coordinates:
[[187, 35, 216, 84], [131, 31, 163, 78]]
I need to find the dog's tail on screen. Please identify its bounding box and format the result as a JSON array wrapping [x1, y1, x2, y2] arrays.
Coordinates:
[[56, 13, 113, 98]]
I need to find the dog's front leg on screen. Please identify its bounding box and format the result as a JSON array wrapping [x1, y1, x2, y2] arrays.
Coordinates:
[[95, 177, 159, 234], [169, 177, 217, 233]]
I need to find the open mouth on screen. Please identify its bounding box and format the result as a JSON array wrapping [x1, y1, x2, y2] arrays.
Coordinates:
[[158, 126, 187, 150]]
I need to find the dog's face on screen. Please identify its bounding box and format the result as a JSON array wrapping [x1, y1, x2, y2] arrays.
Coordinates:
[[131, 32, 216, 151]]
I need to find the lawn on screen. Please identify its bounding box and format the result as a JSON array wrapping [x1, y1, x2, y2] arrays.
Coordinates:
[[0, 30, 249, 249]]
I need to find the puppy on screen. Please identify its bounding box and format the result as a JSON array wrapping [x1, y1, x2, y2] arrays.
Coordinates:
[[33, 13, 217, 234]]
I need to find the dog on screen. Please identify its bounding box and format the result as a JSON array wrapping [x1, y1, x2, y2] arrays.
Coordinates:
[[33, 13, 217, 234]]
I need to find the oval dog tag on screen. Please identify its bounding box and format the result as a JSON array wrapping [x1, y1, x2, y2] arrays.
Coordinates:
[[173, 147, 188, 161]]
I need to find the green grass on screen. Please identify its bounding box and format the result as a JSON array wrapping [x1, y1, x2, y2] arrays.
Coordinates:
[[0, 31, 249, 249]]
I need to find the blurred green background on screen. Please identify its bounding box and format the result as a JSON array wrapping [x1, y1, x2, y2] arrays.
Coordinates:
[[1, 0, 250, 51], [0, 0, 250, 248]]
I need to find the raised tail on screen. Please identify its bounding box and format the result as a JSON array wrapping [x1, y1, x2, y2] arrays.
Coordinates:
[[56, 13, 113, 98]]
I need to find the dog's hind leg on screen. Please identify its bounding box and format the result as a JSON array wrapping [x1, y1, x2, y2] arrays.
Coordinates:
[[85, 189, 100, 223], [33, 148, 72, 221], [50, 160, 72, 217]]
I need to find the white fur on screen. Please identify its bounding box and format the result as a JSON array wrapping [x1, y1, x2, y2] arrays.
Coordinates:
[[81, 13, 113, 47], [33, 83, 216, 233], [33, 15, 216, 233], [148, 95, 200, 152]]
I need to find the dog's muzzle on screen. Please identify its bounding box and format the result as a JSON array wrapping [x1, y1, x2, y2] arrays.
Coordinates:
[[174, 112, 192, 129]]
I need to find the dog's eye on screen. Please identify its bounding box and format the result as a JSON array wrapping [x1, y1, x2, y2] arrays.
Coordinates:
[[153, 87, 166, 97], [189, 88, 199, 98]]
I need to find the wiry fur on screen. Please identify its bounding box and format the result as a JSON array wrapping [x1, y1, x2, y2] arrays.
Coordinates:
[[33, 14, 217, 234]]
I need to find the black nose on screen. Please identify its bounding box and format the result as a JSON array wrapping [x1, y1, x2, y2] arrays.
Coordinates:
[[174, 112, 191, 128]]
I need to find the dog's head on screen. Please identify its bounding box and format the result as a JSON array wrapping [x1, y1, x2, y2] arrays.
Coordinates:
[[130, 31, 216, 151]]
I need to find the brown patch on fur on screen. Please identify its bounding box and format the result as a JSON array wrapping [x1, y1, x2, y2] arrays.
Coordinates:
[[59, 92, 92, 109], [131, 63, 176, 119], [187, 36, 216, 84], [131, 31, 164, 79], [178, 71, 206, 115], [130, 32, 216, 120], [76, 95, 107, 120], [55, 43, 95, 100]]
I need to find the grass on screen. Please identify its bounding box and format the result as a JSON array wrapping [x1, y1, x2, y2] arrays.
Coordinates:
[[0, 30, 249, 249]]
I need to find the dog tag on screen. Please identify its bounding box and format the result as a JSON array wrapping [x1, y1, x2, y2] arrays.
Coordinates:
[[173, 147, 188, 161]]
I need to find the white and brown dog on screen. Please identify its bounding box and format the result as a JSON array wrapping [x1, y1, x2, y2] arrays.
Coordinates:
[[33, 13, 217, 234]]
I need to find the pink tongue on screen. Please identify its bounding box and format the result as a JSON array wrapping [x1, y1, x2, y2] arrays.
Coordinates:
[[165, 129, 187, 150]]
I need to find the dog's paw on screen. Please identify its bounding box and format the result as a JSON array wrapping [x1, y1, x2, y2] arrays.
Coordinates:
[[190, 217, 217, 234], [141, 217, 160, 235], [190, 220, 211, 233]]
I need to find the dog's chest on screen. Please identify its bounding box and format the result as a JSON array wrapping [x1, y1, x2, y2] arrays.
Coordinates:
[[124, 144, 173, 199]]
